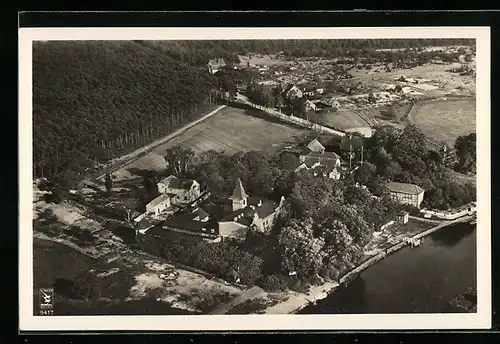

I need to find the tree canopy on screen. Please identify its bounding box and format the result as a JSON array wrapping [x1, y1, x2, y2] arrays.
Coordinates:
[[34, 41, 218, 185]]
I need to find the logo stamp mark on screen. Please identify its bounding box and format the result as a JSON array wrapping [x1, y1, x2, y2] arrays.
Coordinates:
[[39, 288, 54, 311]]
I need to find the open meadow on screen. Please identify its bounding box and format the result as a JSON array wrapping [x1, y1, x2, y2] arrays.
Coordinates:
[[316, 109, 370, 131], [408, 99, 476, 146], [112, 106, 309, 181]]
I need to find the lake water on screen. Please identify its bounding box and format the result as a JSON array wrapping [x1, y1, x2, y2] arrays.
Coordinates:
[[299, 222, 477, 314]]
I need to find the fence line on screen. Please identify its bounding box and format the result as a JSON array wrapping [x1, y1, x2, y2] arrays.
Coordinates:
[[235, 99, 346, 137]]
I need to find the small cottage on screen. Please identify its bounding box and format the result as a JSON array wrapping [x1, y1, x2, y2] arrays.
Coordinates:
[[396, 210, 410, 224]]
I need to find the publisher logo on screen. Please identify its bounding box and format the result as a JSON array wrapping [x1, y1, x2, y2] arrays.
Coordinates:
[[39, 288, 54, 310]]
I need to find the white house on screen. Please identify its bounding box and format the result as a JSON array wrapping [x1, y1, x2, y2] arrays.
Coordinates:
[[305, 100, 318, 112], [145, 193, 172, 216], [157, 175, 201, 205]]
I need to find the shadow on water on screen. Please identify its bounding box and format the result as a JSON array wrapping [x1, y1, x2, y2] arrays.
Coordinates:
[[299, 275, 368, 314], [428, 222, 476, 247]]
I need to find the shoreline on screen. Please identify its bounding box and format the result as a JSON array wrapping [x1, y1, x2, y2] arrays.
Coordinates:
[[262, 215, 475, 315]]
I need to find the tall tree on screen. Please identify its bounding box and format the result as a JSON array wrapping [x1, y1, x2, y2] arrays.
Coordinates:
[[454, 133, 476, 173], [104, 173, 113, 193], [164, 146, 196, 175]]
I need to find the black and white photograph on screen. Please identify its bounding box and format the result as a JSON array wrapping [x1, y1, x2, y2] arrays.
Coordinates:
[[19, 27, 491, 331]]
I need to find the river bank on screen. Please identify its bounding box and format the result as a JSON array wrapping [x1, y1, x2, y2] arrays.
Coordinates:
[[261, 215, 475, 315]]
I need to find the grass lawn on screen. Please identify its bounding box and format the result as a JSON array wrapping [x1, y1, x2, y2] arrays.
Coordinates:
[[315, 109, 370, 131], [408, 99, 476, 146], [112, 106, 308, 181]]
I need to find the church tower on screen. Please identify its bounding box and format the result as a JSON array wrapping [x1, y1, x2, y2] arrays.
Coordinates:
[[229, 178, 249, 212]]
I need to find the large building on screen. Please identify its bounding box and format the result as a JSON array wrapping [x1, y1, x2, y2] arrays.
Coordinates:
[[217, 178, 285, 241], [388, 182, 425, 209]]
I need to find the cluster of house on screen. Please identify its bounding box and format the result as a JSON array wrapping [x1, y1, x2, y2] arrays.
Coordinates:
[[293, 136, 366, 180], [135, 136, 427, 245], [136, 175, 285, 244]]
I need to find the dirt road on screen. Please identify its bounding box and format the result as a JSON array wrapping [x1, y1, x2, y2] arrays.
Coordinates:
[[95, 105, 226, 182]]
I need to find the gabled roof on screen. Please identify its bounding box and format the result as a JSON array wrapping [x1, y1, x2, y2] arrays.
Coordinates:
[[388, 182, 425, 195], [208, 58, 226, 66], [229, 178, 248, 201], [220, 200, 279, 224], [158, 175, 196, 190], [306, 150, 341, 161], [190, 207, 209, 221], [307, 138, 325, 153], [163, 214, 219, 235], [255, 200, 279, 219], [146, 193, 171, 208]]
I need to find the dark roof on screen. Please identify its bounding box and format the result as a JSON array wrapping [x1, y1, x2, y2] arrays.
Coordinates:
[[229, 178, 249, 201], [192, 207, 209, 221], [388, 182, 425, 195], [306, 151, 341, 161], [256, 200, 279, 219], [135, 218, 156, 230], [247, 196, 262, 206], [397, 210, 409, 216], [158, 176, 196, 190], [147, 226, 218, 242], [221, 200, 279, 224], [311, 162, 338, 174], [163, 214, 219, 235], [340, 135, 365, 151]]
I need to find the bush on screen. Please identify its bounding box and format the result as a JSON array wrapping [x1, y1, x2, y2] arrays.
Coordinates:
[[319, 265, 340, 281], [190, 287, 234, 313], [227, 298, 272, 314], [257, 274, 289, 292], [289, 278, 310, 294]]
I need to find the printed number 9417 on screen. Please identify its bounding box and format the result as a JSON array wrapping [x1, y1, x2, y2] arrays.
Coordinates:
[[39, 309, 54, 316]]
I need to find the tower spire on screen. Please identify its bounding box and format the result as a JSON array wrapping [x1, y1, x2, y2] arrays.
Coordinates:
[[229, 178, 248, 201]]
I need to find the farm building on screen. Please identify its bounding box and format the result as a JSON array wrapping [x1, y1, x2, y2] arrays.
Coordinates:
[[218, 178, 285, 240], [207, 58, 227, 74], [159, 206, 219, 242], [299, 138, 342, 168], [295, 160, 341, 180], [388, 182, 425, 209], [145, 193, 172, 216], [283, 84, 303, 100], [157, 175, 201, 206]]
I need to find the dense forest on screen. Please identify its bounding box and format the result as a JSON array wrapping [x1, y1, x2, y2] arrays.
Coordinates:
[[33, 41, 219, 186], [135, 39, 475, 64]]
